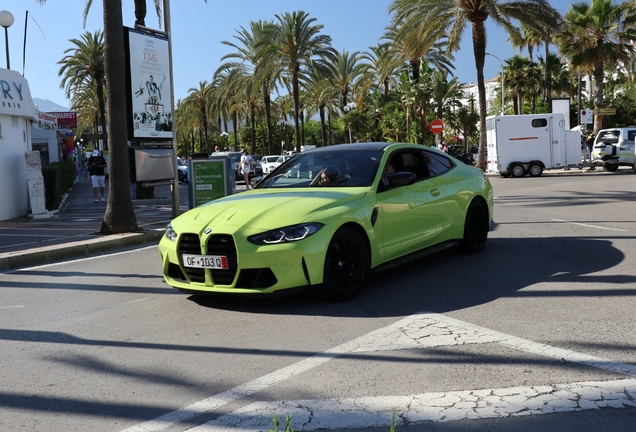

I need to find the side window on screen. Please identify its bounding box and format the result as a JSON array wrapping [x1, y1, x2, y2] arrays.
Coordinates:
[[627, 130, 636, 142], [424, 150, 455, 177], [532, 118, 548, 128]]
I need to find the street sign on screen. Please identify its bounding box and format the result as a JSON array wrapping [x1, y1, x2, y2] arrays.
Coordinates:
[[580, 109, 593, 124], [595, 108, 616, 116], [429, 119, 444, 134]]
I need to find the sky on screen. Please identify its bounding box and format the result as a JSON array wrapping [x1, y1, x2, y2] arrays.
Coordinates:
[[1, 0, 573, 110]]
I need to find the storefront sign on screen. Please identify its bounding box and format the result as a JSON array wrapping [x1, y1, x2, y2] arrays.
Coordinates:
[[0, 69, 37, 120], [46, 111, 77, 129]]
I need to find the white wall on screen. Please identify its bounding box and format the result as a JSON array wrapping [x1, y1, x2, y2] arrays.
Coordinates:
[[0, 116, 31, 220], [0, 69, 38, 221]]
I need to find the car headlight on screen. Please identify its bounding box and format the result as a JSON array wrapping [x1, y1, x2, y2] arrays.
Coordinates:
[[165, 223, 177, 241], [248, 223, 323, 245]]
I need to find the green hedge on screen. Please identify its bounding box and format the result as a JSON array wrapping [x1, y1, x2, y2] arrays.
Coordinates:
[[42, 160, 76, 211]]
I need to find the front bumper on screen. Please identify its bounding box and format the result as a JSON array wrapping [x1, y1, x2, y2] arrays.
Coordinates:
[[159, 229, 329, 295]]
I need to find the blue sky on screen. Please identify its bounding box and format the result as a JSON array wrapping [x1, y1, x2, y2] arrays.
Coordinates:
[[3, 0, 572, 109]]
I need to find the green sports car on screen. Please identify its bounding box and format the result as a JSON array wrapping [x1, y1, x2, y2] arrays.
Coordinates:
[[159, 142, 493, 301]]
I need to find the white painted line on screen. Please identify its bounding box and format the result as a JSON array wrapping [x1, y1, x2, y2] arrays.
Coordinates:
[[552, 219, 627, 232], [0, 305, 25, 309], [192, 378, 636, 431], [121, 313, 636, 431]]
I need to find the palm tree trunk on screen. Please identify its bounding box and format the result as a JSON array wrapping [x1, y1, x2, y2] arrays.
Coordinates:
[[101, 0, 138, 234], [232, 111, 239, 151], [473, 20, 488, 172], [292, 69, 302, 153], [319, 105, 327, 146], [263, 86, 273, 155], [593, 60, 604, 134]]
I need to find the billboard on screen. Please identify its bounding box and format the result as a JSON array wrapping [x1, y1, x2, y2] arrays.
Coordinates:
[[125, 28, 173, 141], [46, 111, 77, 129]]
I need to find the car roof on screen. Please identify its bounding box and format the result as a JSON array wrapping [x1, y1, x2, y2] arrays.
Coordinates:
[[306, 142, 392, 153]]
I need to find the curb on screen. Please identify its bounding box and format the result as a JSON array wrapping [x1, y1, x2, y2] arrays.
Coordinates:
[[0, 229, 165, 271]]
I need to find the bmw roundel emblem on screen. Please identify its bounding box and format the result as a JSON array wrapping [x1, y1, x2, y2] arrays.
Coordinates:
[[204, 228, 212, 235]]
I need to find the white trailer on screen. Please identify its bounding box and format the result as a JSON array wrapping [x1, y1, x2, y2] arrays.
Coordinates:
[[486, 114, 585, 177]]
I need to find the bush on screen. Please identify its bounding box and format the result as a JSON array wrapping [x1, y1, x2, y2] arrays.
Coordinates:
[[42, 160, 76, 211]]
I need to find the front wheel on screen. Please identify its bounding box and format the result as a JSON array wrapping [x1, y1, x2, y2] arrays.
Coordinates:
[[510, 164, 525, 178], [321, 227, 370, 301], [528, 163, 543, 177], [461, 200, 489, 253], [603, 163, 619, 172]]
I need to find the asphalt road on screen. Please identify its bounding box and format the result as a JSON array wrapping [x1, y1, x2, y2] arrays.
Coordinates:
[[1, 168, 635, 431]]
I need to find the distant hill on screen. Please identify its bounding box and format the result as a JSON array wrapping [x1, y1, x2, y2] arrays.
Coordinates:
[[33, 98, 70, 112]]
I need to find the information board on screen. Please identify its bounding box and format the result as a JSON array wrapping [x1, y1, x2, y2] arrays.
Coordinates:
[[190, 159, 228, 207]]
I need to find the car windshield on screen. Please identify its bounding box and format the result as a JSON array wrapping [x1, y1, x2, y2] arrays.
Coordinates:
[[257, 149, 382, 189], [177, 157, 186, 167]]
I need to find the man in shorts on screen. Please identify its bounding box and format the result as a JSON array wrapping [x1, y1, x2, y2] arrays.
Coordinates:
[[87, 150, 107, 202]]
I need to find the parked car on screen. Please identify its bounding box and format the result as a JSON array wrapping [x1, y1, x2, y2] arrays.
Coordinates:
[[159, 142, 493, 301], [176, 157, 188, 184], [273, 154, 295, 169], [591, 127, 636, 172], [261, 155, 280, 174]]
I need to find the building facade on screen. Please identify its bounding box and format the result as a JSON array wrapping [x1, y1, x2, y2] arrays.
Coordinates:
[[0, 69, 38, 220]]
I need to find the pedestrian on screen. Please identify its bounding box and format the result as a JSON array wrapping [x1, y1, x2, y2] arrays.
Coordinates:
[[437, 140, 444, 151], [240, 149, 253, 189], [442, 143, 449, 153], [87, 149, 107, 202]]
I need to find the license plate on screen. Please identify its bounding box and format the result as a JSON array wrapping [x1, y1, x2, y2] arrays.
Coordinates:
[[183, 254, 229, 269]]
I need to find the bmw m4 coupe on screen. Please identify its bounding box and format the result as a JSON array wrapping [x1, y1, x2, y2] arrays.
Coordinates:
[[159, 142, 493, 301]]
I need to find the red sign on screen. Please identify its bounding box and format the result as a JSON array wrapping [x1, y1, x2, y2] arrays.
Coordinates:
[[46, 111, 78, 129], [429, 119, 444, 133]]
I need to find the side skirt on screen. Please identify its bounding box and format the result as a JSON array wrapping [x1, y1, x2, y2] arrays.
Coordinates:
[[372, 240, 461, 273]]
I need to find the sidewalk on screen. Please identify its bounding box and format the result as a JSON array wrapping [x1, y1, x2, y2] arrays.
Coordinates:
[[0, 179, 190, 270]]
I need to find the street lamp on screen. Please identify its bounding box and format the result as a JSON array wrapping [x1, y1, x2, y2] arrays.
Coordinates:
[[343, 101, 357, 143], [0, 10, 14, 70], [485, 52, 504, 115]]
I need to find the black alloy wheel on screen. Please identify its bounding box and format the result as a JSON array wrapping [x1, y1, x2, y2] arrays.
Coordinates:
[[461, 200, 489, 253], [321, 227, 370, 301]]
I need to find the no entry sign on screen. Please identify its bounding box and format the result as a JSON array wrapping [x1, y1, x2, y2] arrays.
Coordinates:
[[429, 119, 444, 134]]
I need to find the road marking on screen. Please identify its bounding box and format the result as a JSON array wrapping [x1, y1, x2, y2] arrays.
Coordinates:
[[552, 219, 627, 232], [192, 379, 636, 431], [0, 305, 25, 309], [122, 313, 636, 431]]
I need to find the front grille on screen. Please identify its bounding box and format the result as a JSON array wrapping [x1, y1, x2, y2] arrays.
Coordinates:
[[205, 234, 238, 285], [178, 233, 205, 283]]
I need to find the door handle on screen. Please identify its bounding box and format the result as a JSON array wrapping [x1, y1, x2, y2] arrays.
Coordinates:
[[431, 188, 440, 197]]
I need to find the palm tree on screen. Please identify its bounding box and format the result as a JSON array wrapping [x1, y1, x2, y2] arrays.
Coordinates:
[[359, 42, 403, 97], [504, 55, 539, 114], [304, 71, 339, 146], [58, 30, 106, 150], [219, 20, 280, 154], [272, 11, 337, 153], [186, 81, 212, 153], [329, 49, 365, 143], [557, 0, 636, 134], [389, 0, 560, 170]]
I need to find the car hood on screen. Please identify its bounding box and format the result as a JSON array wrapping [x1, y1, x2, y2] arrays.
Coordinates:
[[174, 188, 368, 231]]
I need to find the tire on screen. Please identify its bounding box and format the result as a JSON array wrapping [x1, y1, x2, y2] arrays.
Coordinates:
[[603, 163, 619, 172], [461, 199, 489, 253], [633, 162, 636, 173], [510, 164, 525, 178], [321, 227, 369, 301], [528, 163, 543, 177]]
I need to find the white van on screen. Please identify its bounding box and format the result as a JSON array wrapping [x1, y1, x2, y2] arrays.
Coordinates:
[[591, 127, 636, 172]]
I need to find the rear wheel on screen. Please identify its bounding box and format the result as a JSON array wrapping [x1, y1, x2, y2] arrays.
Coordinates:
[[321, 227, 369, 301], [603, 163, 619, 172], [461, 200, 489, 253]]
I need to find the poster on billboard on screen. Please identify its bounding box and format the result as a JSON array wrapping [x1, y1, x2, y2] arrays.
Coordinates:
[[125, 28, 173, 141]]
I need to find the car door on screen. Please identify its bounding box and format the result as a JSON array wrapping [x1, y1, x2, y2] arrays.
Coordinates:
[[376, 149, 450, 260]]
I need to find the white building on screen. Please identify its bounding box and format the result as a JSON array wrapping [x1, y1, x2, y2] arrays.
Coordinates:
[[460, 77, 501, 113], [0, 69, 38, 220]]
